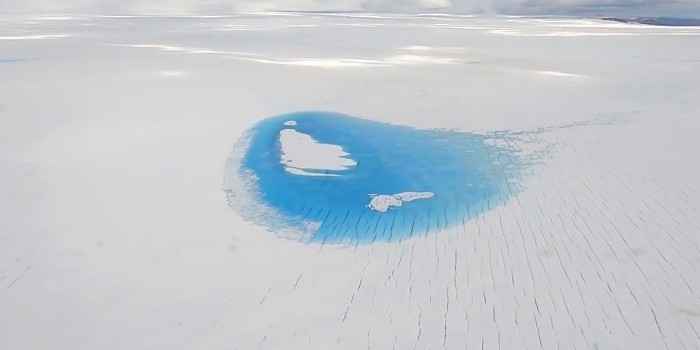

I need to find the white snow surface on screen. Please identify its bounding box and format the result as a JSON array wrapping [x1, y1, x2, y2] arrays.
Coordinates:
[[1, 13, 699, 350]]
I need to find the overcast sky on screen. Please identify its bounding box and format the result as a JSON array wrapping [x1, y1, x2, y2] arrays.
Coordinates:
[[1, 0, 699, 16]]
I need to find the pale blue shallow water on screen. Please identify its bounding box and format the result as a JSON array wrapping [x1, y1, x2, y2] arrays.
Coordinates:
[[224, 111, 523, 244]]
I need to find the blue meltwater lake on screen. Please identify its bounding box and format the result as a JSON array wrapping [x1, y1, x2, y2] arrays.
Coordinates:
[[224, 111, 524, 244]]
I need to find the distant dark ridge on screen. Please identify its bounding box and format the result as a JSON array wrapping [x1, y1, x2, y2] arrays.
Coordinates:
[[602, 17, 700, 26]]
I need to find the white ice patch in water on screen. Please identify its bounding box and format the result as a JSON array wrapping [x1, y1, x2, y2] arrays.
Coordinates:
[[279, 128, 356, 176], [368, 192, 434, 212]]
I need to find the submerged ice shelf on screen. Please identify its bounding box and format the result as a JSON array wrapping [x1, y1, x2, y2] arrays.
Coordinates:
[[224, 111, 524, 244]]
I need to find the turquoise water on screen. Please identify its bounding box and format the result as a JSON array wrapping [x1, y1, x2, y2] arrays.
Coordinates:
[[224, 111, 523, 244]]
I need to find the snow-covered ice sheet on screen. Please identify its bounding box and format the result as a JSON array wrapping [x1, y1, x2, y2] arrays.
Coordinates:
[[1, 13, 699, 349]]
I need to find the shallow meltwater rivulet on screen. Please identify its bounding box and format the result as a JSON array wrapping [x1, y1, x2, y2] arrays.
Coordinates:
[[224, 111, 524, 244]]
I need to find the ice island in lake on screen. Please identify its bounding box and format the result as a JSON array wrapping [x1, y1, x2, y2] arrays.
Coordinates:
[[224, 111, 523, 244], [367, 192, 434, 213]]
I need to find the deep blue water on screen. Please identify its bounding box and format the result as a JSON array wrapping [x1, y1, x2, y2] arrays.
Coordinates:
[[224, 111, 523, 244]]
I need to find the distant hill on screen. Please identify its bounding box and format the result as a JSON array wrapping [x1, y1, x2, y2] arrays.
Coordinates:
[[602, 17, 700, 26]]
